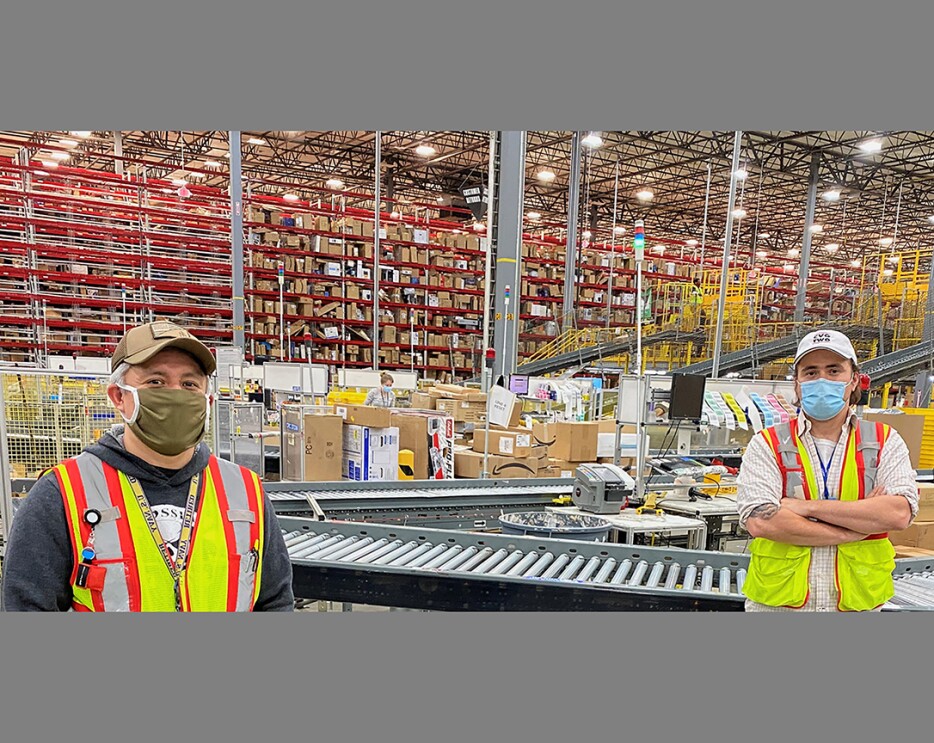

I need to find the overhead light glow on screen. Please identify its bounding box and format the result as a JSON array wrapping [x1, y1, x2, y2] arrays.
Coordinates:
[[850, 259, 861, 267], [283, 193, 299, 202], [189, 172, 205, 179], [390, 210, 400, 219], [415, 144, 437, 158], [50, 151, 70, 161], [69, 131, 92, 138], [536, 169, 556, 183], [858, 138, 883, 154], [582, 230, 592, 239], [928, 215, 934, 224], [59, 139, 79, 148], [731, 208, 747, 219], [883, 268, 894, 276], [822, 189, 842, 202], [825, 243, 839, 252], [652, 245, 665, 254], [326, 177, 344, 190], [808, 224, 823, 233], [788, 248, 800, 257], [527, 211, 542, 221], [172, 179, 188, 187], [756, 250, 768, 258], [636, 189, 654, 202], [436, 195, 446, 204], [614, 226, 626, 235], [35, 170, 50, 176], [734, 168, 748, 181], [758, 232, 771, 239], [203, 160, 221, 168], [879, 237, 893, 246], [783, 264, 796, 272], [247, 137, 266, 145], [685, 238, 698, 246], [40, 160, 58, 169], [582, 132, 603, 148]]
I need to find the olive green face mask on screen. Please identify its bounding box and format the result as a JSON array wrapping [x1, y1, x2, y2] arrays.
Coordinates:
[[118, 385, 209, 456]]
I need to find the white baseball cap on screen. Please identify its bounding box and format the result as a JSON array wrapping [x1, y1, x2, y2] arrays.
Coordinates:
[[793, 329, 858, 367]]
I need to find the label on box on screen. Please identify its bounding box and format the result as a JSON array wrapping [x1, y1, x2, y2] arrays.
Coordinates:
[[499, 438, 514, 454], [516, 434, 531, 448], [379, 228, 387, 240], [413, 228, 429, 244], [329, 238, 342, 244], [324, 327, 339, 339]]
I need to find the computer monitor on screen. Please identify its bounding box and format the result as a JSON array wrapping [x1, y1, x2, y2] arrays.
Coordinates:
[[669, 373, 707, 421], [509, 375, 530, 395]]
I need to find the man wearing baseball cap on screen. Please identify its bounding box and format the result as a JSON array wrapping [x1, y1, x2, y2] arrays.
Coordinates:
[[736, 328, 919, 612], [2, 321, 294, 612]]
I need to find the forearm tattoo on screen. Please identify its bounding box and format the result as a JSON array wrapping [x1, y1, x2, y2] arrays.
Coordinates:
[[748, 503, 780, 521]]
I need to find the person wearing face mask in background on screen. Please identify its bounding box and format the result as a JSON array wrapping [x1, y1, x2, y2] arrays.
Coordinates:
[[736, 329, 919, 612], [364, 373, 397, 408], [1, 321, 294, 612]]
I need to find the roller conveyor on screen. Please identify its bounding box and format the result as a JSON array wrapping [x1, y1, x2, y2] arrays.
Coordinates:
[[265, 477, 575, 530], [860, 340, 934, 385], [281, 515, 749, 611], [281, 516, 934, 611]]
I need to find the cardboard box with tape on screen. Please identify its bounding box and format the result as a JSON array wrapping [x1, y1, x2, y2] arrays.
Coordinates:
[[472, 428, 533, 458], [454, 449, 540, 479]]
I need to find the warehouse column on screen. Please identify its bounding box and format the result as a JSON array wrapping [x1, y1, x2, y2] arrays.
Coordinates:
[[373, 131, 382, 369], [925, 260, 934, 343], [795, 152, 821, 324], [562, 132, 582, 332], [229, 131, 246, 353], [711, 131, 743, 379], [491, 131, 526, 380], [114, 132, 123, 177]]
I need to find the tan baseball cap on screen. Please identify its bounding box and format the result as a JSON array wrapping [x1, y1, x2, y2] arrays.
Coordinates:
[[111, 321, 216, 374]]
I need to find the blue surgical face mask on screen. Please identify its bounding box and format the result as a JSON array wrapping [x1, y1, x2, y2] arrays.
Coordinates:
[[383, 385, 392, 393], [799, 378, 848, 421]]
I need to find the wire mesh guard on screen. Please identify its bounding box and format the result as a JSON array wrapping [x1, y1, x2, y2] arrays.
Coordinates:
[[2, 371, 116, 479]]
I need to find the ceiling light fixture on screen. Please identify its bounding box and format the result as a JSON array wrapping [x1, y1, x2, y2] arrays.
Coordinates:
[[41, 160, 59, 169], [247, 137, 266, 145], [172, 179, 188, 187], [808, 224, 823, 233], [758, 232, 771, 239], [50, 152, 70, 161], [850, 259, 861, 267], [59, 139, 79, 148], [283, 193, 299, 202], [731, 208, 747, 219], [614, 226, 626, 235], [685, 239, 698, 246], [536, 169, 556, 183], [326, 177, 344, 190], [756, 250, 768, 258], [203, 160, 221, 168], [35, 170, 50, 177], [822, 189, 842, 202], [69, 131, 92, 138], [527, 212, 542, 221], [636, 189, 654, 202], [582, 230, 592, 239], [582, 131, 603, 148], [788, 248, 800, 257], [734, 168, 748, 181], [390, 210, 400, 219], [858, 138, 883, 154], [415, 144, 437, 158], [879, 237, 893, 246], [883, 268, 894, 276], [825, 243, 839, 252]]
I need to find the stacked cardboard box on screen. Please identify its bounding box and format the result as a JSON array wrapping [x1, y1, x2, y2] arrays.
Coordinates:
[[343, 424, 400, 482]]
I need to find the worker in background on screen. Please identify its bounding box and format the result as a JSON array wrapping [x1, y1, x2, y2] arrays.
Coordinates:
[[365, 372, 397, 408], [687, 278, 706, 329], [1, 320, 294, 612], [736, 329, 918, 612]]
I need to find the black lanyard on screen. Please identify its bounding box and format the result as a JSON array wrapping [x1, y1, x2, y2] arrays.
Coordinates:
[[126, 473, 201, 611]]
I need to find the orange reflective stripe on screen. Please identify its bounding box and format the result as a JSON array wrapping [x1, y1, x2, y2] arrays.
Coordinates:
[[209, 457, 240, 612], [242, 468, 264, 608], [102, 462, 142, 611]]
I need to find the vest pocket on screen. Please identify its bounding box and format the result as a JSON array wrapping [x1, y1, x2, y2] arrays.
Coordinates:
[[231, 553, 258, 612], [80, 559, 140, 612], [835, 539, 895, 612], [746, 539, 811, 608]]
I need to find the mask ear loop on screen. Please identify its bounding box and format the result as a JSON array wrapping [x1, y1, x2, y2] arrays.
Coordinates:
[[116, 383, 141, 425]]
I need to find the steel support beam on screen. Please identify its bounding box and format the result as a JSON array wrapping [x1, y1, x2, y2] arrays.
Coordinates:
[[711, 131, 744, 379], [491, 131, 526, 380], [229, 131, 246, 353], [113, 132, 123, 176], [562, 132, 582, 331], [795, 153, 821, 324]]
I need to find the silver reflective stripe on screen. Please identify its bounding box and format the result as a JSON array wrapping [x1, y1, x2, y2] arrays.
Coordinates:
[[98, 507, 121, 523], [72, 454, 131, 612], [772, 423, 805, 497], [227, 509, 255, 523], [858, 420, 882, 491], [213, 457, 257, 612]]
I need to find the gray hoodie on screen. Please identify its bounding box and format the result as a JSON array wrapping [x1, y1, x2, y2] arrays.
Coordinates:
[[1, 427, 294, 611]]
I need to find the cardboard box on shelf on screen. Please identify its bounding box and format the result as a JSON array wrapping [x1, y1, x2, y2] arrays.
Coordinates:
[[343, 425, 399, 482], [333, 404, 394, 429], [391, 411, 455, 479], [411, 392, 436, 410], [915, 483, 934, 522], [888, 521, 934, 549], [281, 411, 343, 481], [894, 545, 934, 560], [472, 427, 533, 458], [453, 449, 540, 479], [863, 411, 925, 469], [547, 458, 581, 479], [533, 421, 599, 462], [435, 398, 486, 423]]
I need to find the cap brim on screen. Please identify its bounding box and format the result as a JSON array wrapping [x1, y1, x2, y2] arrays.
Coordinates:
[[793, 347, 855, 366], [121, 338, 217, 374]]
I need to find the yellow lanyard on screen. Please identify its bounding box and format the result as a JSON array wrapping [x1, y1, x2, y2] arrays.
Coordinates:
[[125, 473, 201, 611]]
